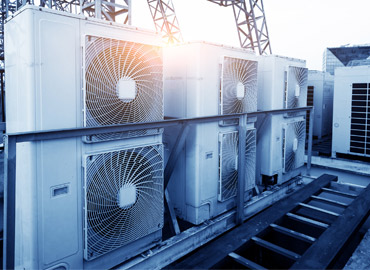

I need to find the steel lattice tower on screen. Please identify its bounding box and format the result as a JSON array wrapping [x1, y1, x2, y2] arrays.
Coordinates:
[[147, 0, 183, 44], [208, 0, 272, 55]]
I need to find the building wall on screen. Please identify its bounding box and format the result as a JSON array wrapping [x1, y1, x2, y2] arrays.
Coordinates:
[[323, 46, 370, 75]]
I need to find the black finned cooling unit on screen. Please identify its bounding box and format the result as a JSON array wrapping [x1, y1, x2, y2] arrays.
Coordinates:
[[350, 83, 370, 156], [306, 85, 314, 136]]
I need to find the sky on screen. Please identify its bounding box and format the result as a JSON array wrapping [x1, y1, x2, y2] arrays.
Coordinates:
[[131, 0, 370, 71]]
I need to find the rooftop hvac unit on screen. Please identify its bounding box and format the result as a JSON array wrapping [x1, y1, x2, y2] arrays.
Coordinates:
[[164, 42, 258, 118], [84, 145, 163, 261], [257, 115, 306, 185], [5, 6, 163, 269], [84, 36, 163, 142], [285, 66, 308, 109], [282, 119, 306, 173], [332, 66, 370, 158], [258, 55, 307, 111], [164, 42, 258, 225], [221, 56, 258, 115], [307, 71, 334, 139], [218, 128, 257, 202]]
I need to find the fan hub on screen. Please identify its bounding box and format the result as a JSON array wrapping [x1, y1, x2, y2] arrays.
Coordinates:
[[293, 137, 298, 152], [236, 82, 245, 100], [116, 77, 137, 102], [118, 183, 137, 209], [295, 84, 301, 97]]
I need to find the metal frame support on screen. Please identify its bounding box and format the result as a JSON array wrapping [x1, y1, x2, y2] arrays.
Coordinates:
[[147, 0, 183, 44], [164, 122, 189, 189], [3, 107, 313, 268], [207, 0, 233, 6], [165, 189, 181, 235], [306, 108, 314, 176], [81, 0, 131, 23], [3, 135, 16, 269], [236, 114, 247, 224]]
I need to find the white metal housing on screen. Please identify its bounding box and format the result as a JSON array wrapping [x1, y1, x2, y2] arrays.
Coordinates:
[[257, 55, 307, 184], [5, 6, 164, 269], [257, 54, 307, 111], [164, 42, 258, 225], [332, 65, 370, 157], [257, 115, 306, 184], [307, 71, 334, 139]]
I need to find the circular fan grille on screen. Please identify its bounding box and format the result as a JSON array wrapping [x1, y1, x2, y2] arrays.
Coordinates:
[[245, 129, 256, 190], [85, 36, 163, 127], [85, 145, 163, 260], [219, 132, 238, 202], [284, 120, 306, 173], [222, 57, 258, 114], [287, 66, 308, 109]]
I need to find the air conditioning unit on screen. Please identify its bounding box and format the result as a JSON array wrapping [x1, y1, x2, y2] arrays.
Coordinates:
[[5, 6, 163, 269], [307, 71, 334, 139], [332, 65, 370, 158], [257, 55, 307, 185], [258, 55, 307, 111], [218, 128, 257, 202], [163, 42, 258, 225], [257, 115, 306, 185]]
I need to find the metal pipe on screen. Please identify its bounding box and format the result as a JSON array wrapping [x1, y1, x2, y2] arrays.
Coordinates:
[[236, 114, 247, 224], [10, 107, 312, 143], [306, 107, 314, 176], [3, 135, 16, 269]]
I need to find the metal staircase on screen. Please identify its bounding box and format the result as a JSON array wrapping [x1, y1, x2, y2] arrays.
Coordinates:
[[169, 174, 370, 269]]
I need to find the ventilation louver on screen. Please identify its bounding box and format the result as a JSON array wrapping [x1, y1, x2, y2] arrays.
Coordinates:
[[285, 66, 308, 109], [282, 120, 306, 173], [84, 36, 163, 141], [306, 86, 314, 136], [218, 129, 256, 202], [84, 144, 164, 260], [350, 83, 370, 156], [221, 57, 258, 116]]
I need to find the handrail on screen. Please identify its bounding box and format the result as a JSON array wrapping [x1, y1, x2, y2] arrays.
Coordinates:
[[3, 106, 313, 269]]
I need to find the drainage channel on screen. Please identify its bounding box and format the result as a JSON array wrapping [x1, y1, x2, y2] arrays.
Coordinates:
[[168, 174, 370, 269]]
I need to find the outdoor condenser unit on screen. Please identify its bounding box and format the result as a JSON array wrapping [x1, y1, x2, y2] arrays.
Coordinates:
[[257, 55, 307, 184], [5, 6, 164, 269], [307, 70, 334, 139], [258, 55, 307, 111], [163, 42, 258, 225], [332, 65, 370, 158], [258, 115, 306, 185]]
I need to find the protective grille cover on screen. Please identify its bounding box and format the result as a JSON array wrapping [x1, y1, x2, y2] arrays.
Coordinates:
[[285, 66, 308, 109], [221, 57, 258, 114], [283, 120, 306, 173], [84, 36, 163, 141], [84, 144, 164, 260], [218, 129, 256, 202], [218, 131, 238, 202], [245, 128, 256, 190]]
